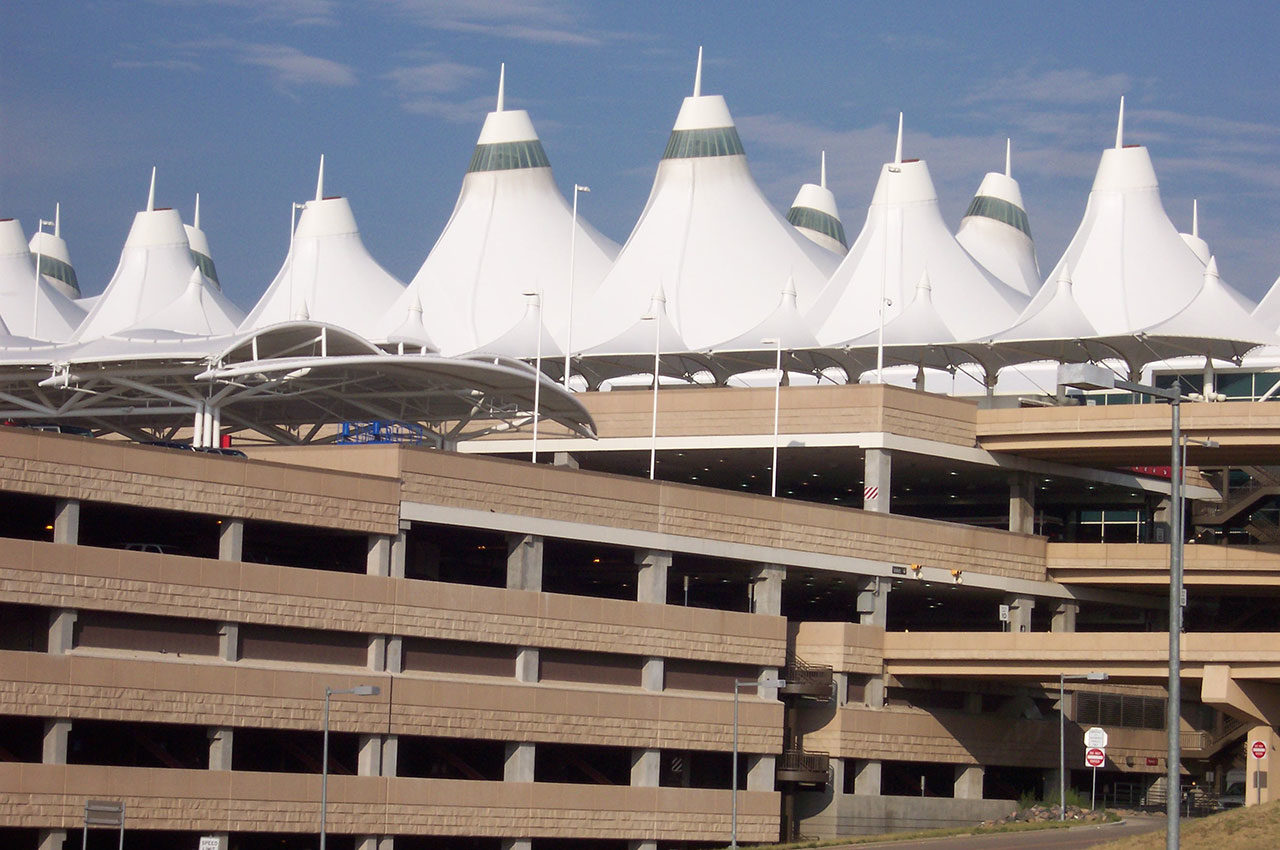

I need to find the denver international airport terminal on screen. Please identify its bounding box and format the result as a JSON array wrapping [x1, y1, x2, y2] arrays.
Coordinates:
[[4, 53, 1280, 850]]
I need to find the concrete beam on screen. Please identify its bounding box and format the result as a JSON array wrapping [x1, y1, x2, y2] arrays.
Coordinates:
[[1203, 665, 1280, 725]]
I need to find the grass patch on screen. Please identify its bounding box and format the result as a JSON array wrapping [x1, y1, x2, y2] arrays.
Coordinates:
[[1093, 799, 1280, 849]]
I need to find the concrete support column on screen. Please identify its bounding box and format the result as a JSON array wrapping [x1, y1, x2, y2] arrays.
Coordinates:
[[636, 549, 671, 604], [853, 759, 882, 795], [1003, 594, 1035, 633], [964, 692, 983, 714], [642, 657, 664, 692], [368, 636, 387, 672], [501, 841, 532, 850], [53, 498, 79, 544], [42, 719, 69, 764], [48, 608, 76, 654], [506, 533, 543, 591], [628, 842, 657, 850], [366, 534, 392, 577], [385, 636, 403, 674], [356, 837, 393, 850], [751, 563, 785, 616], [504, 742, 535, 782], [631, 747, 660, 787], [856, 577, 889, 627], [1008, 472, 1035, 535], [553, 451, 579, 469], [954, 764, 984, 799], [218, 518, 244, 562], [833, 672, 849, 707], [748, 754, 777, 792], [209, 727, 233, 770], [390, 523, 408, 579], [38, 830, 66, 850], [219, 622, 239, 662], [863, 448, 891, 513], [358, 734, 382, 776], [381, 735, 399, 778], [1051, 601, 1078, 633], [515, 647, 539, 683]]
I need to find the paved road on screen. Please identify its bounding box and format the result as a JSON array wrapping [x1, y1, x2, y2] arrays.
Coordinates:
[[815, 816, 1165, 850]]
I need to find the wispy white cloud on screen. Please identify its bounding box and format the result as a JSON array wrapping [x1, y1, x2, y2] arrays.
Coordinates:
[[965, 68, 1132, 106], [113, 59, 203, 72], [148, 0, 339, 27], [383, 61, 486, 95], [381, 0, 609, 46], [179, 40, 356, 89], [398, 94, 496, 123]]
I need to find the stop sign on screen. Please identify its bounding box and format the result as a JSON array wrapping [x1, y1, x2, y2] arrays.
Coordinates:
[[1085, 747, 1106, 767], [1251, 740, 1268, 759]]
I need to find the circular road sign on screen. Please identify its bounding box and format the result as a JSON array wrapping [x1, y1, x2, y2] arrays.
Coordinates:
[[1085, 747, 1106, 767], [1084, 727, 1108, 748], [1251, 740, 1268, 759]]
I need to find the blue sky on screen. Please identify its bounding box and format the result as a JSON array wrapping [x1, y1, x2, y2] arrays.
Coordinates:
[[4, 1, 1280, 310]]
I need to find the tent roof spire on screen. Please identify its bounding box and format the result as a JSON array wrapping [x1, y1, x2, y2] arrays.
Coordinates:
[[1192, 199, 1199, 237], [1115, 95, 1125, 149], [894, 113, 903, 164], [1005, 138, 1012, 177], [496, 62, 505, 111], [146, 167, 156, 212], [693, 46, 703, 97], [193, 193, 201, 229], [315, 154, 325, 201], [820, 151, 827, 189], [54, 202, 61, 237]]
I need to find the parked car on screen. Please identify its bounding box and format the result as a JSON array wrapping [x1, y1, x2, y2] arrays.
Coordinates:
[[195, 446, 248, 458], [141, 440, 196, 451], [1219, 781, 1246, 808]]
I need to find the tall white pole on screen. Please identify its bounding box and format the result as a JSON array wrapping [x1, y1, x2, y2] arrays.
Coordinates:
[[1059, 673, 1066, 819], [32, 218, 53, 336], [530, 292, 543, 464], [321, 687, 332, 850], [564, 184, 589, 388], [649, 312, 660, 480], [1167, 399, 1182, 850], [731, 680, 740, 849], [767, 338, 782, 497]]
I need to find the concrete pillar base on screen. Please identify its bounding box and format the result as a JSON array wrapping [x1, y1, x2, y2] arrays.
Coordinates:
[[954, 764, 984, 799], [38, 829, 65, 850], [864, 448, 891, 513], [218, 518, 244, 562], [854, 759, 882, 795], [504, 742, 535, 783], [631, 747, 660, 787], [209, 726, 233, 771]]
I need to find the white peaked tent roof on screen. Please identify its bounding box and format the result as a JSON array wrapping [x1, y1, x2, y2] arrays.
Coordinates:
[[1021, 99, 1205, 336], [575, 50, 838, 353], [28, 204, 82, 300], [713, 279, 820, 352], [787, 152, 848, 256], [383, 66, 619, 357], [1254, 272, 1280, 333], [847, 271, 955, 347], [0, 218, 86, 342], [74, 170, 204, 341], [383, 297, 438, 352], [241, 157, 406, 339], [469, 293, 563, 359], [184, 193, 222, 291], [955, 140, 1041, 297], [809, 117, 1028, 346], [125, 267, 244, 337], [992, 269, 1097, 342], [1179, 200, 1210, 265], [1137, 256, 1276, 360]]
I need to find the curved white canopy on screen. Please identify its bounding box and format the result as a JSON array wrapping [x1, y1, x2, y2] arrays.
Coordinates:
[[955, 142, 1040, 297], [385, 68, 619, 356], [185, 193, 222, 291], [126, 267, 244, 337], [1020, 101, 1205, 336], [28, 204, 82, 300], [810, 124, 1027, 346], [576, 53, 838, 353], [786, 152, 847, 256], [0, 218, 86, 341], [241, 160, 406, 339]]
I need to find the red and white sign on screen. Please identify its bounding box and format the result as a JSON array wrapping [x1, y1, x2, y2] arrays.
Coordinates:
[[863, 486, 879, 502], [1251, 740, 1268, 760], [1085, 747, 1106, 768]]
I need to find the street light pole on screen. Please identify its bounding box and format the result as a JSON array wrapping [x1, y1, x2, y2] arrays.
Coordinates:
[[563, 184, 590, 388], [1059, 672, 1108, 819], [321, 684, 380, 850], [762, 338, 782, 497], [732, 677, 785, 849], [522, 290, 544, 464], [1056, 363, 1194, 850]]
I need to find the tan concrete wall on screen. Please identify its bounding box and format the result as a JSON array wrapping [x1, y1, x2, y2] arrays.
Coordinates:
[[0, 539, 784, 666], [0, 429, 400, 534], [563, 383, 979, 446], [397, 449, 1048, 582], [0, 763, 780, 842], [800, 794, 1018, 837], [1049, 542, 1280, 587], [0, 651, 782, 753], [793, 621, 885, 675]]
